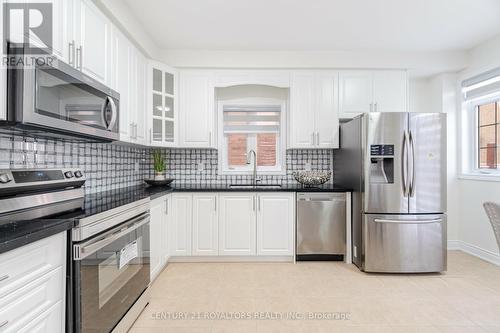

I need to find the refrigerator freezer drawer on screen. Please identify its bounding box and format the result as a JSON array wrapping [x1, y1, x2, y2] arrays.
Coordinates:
[[363, 213, 447, 273]]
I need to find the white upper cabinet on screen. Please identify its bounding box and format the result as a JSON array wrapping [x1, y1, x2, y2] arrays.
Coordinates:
[[50, 0, 111, 85], [111, 27, 132, 142], [134, 51, 148, 145], [289, 72, 316, 148], [372, 71, 408, 113], [50, 0, 74, 64], [289, 71, 339, 149], [256, 193, 295, 256], [339, 70, 408, 118], [192, 194, 218, 256], [76, 0, 111, 85], [148, 62, 177, 147], [316, 72, 340, 148], [218, 193, 256, 256], [339, 71, 373, 117], [179, 70, 215, 148], [111, 26, 147, 145]]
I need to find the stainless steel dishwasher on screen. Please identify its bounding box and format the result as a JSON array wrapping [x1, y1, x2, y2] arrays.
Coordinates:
[[296, 192, 346, 261]]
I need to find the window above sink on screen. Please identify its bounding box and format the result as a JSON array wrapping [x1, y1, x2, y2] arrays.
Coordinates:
[[216, 85, 288, 175]]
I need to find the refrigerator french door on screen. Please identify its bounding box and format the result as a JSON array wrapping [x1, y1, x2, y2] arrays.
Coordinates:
[[364, 112, 446, 215], [337, 112, 447, 273]]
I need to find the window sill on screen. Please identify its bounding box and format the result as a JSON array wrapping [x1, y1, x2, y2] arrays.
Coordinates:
[[458, 173, 500, 182]]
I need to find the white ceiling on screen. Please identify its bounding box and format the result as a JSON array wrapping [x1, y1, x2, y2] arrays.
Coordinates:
[[124, 0, 500, 52]]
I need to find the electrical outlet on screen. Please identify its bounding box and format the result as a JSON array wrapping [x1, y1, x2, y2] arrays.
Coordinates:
[[197, 162, 205, 172], [304, 162, 312, 171]]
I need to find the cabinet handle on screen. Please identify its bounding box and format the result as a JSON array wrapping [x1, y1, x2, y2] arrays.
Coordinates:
[[134, 123, 138, 139], [165, 198, 168, 215], [258, 196, 261, 211], [316, 132, 320, 146], [209, 131, 212, 147], [0, 320, 8, 328], [252, 196, 255, 211], [68, 41, 75, 66], [312, 133, 315, 146], [374, 103, 378, 112], [149, 129, 152, 143], [214, 196, 217, 212], [76, 45, 83, 70], [0, 275, 9, 282]]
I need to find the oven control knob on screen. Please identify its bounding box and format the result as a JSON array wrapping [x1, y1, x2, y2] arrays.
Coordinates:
[[74, 171, 83, 178], [0, 173, 11, 184], [64, 171, 74, 179]]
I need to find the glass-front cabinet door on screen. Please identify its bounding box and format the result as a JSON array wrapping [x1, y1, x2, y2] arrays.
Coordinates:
[[149, 62, 177, 146]]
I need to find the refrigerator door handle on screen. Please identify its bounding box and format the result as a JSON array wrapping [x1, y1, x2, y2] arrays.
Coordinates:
[[409, 131, 416, 197], [401, 131, 409, 197], [374, 218, 443, 224]]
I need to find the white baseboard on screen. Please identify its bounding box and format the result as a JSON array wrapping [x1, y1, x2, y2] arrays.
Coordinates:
[[447, 240, 460, 250], [169, 256, 294, 263], [449, 240, 500, 266]]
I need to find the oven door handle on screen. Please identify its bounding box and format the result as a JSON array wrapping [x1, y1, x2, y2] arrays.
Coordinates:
[[74, 214, 150, 260]]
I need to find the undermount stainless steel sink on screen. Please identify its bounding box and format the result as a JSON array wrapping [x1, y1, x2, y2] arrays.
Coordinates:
[[229, 184, 282, 189]]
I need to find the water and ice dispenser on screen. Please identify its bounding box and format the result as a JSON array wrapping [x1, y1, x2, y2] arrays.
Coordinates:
[[369, 144, 394, 184]]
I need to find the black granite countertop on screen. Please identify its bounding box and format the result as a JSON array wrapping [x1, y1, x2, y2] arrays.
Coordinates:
[[0, 218, 75, 254], [1, 182, 350, 254]]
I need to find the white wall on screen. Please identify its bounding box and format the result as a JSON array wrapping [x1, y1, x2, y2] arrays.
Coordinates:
[[454, 33, 500, 264], [411, 74, 459, 243], [458, 180, 500, 261]]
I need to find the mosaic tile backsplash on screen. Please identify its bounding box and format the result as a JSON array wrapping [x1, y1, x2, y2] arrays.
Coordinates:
[[0, 134, 334, 194], [145, 148, 334, 186]]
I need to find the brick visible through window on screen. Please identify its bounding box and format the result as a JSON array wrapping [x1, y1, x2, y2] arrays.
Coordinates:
[[478, 101, 500, 169], [257, 134, 276, 166], [228, 134, 247, 166]]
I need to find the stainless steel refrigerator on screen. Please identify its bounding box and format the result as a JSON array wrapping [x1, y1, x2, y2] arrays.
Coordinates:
[[335, 112, 447, 273]]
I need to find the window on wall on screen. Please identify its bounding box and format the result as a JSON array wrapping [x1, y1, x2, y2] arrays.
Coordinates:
[[221, 104, 285, 174], [477, 101, 500, 169], [462, 67, 500, 176]]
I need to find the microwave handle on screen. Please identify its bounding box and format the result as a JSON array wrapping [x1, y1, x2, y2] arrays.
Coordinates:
[[104, 97, 118, 131]]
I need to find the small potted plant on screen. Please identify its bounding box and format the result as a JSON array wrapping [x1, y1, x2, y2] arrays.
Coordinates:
[[152, 150, 167, 180]]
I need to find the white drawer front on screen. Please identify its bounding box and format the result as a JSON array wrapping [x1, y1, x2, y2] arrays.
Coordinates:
[[15, 301, 63, 333], [0, 233, 66, 298], [0, 266, 64, 333]]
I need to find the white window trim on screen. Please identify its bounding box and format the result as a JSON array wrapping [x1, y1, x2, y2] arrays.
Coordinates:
[[217, 97, 287, 176], [459, 91, 500, 180]]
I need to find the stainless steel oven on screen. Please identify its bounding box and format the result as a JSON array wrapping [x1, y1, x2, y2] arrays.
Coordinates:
[[4, 44, 119, 141], [72, 200, 150, 333]]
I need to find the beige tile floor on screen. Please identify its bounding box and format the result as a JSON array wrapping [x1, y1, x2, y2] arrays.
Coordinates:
[[130, 251, 500, 333]]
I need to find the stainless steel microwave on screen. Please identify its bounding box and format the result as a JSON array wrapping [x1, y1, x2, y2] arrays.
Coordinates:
[[4, 49, 120, 141]]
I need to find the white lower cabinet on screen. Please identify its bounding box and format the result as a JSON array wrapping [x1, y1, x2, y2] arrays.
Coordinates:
[[256, 193, 295, 256], [167, 192, 295, 259], [0, 233, 66, 333], [150, 194, 171, 281], [192, 194, 218, 256], [218, 193, 257, 256], [170, 193, 193, 256]]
